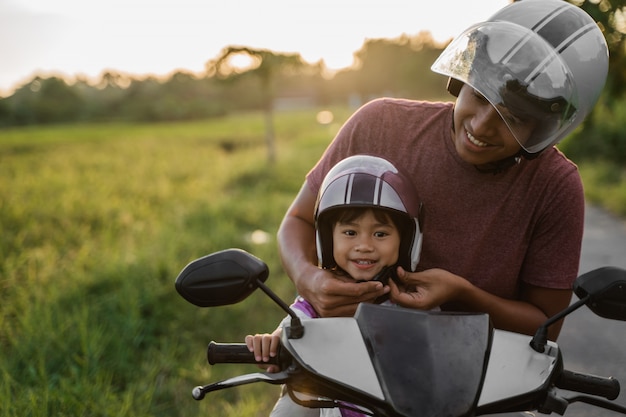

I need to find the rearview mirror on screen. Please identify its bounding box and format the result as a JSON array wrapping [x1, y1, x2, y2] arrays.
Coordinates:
[[175, 248, 268, 307], [531, 266, 626, 352], [574, 266, 626, 321]]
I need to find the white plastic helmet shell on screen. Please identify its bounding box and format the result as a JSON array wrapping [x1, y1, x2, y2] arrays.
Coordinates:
[[431, 0, 608, 153], [489, 0, 609, 147]]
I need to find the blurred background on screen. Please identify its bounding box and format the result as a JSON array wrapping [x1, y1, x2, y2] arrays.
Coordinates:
[[1, 1, 626, 416]]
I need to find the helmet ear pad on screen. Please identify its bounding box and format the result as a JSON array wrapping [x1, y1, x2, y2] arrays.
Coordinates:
[[315, 211, 337, 270], [447, 78, 463, 97], [394, 213, 422, 272]]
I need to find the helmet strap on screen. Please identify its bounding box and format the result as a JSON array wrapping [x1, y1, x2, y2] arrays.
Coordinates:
[[474, 155, 521, 175], [518, 148, 541, 161], [474, 148, 545, 175]]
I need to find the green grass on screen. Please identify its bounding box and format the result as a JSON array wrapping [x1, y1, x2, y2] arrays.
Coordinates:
[[0, 106, 623, 416], [0, 107, 351, 416]]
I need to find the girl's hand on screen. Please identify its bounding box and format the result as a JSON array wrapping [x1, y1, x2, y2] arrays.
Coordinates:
[[245, 328, 282, 373]]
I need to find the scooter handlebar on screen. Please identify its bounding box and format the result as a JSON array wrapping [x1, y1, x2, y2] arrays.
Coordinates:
[[207, 341, 280, 365], [206, 343, 621, 399], [557, 369, 621, 400]]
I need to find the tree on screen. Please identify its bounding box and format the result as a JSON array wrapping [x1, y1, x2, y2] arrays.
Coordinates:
[[206, 47, 305, 163], [4, 77, 84, 125], [349, 32, 447, 100]]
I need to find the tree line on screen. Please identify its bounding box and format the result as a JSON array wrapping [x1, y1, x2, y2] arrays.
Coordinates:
[[1, 0, 625, 163], [0, 32, 447, 128]]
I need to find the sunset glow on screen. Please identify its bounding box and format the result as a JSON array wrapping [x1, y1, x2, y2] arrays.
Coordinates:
[[0, 0, 511, 96]]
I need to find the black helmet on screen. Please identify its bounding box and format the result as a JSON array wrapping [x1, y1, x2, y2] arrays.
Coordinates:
[[315, 155, 423, 272]]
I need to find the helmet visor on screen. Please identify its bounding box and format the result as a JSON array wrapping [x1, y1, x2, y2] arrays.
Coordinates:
[[431, 21, 578, 153]]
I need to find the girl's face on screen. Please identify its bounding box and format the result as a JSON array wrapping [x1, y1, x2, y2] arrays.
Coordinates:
[[332, 209, 401, 281], [452, 85, 535, 167]]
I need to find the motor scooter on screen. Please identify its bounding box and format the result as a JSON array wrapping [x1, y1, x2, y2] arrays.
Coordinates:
[[175, 248, 626, 416]]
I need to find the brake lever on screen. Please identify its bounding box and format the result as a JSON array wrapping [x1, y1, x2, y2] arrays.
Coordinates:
[[192, 371, 290, 400]]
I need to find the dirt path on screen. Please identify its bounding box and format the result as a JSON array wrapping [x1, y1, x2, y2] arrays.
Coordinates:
[[556, 204, 626, 416]]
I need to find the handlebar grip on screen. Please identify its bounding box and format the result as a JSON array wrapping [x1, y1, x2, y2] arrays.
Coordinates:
[[556, 369, 621, 400], [207, 341, 279, 365]]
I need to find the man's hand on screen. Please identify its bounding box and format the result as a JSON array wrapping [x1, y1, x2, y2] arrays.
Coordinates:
[[389, 267, 465, 310], [297, 267, 387, 317]]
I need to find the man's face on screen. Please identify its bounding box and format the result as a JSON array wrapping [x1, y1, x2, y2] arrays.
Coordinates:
[[452, 85, 534, 167]]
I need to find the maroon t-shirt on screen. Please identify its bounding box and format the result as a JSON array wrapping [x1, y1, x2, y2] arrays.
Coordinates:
[[307, 98, 584, 302]]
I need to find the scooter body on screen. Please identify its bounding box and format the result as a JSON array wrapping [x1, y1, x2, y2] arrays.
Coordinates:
[[277, 304, 558, 417], [175, 248, 626, 416]]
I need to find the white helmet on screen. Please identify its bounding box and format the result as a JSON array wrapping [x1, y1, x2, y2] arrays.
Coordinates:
[[431, 0, 608, 154], [315, 155, 423, 272]]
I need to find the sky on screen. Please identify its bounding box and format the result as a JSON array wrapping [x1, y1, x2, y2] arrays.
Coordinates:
[[0, 0, 511, 96]]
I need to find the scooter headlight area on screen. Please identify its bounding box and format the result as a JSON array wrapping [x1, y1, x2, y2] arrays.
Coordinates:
[[175, 249, 626, 416], [283, 305, 491, 417]]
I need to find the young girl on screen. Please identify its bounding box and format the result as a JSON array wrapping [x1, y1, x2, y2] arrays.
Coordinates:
[[246, 155, 423, 416]]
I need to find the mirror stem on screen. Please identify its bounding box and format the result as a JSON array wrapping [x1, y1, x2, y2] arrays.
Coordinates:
[[530, 294, 591, 352], [255, 279, 304, 339]]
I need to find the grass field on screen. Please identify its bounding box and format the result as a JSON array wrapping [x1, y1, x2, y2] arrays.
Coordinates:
[[1, 107, 624, 416], [0, 108, 352, 416]]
